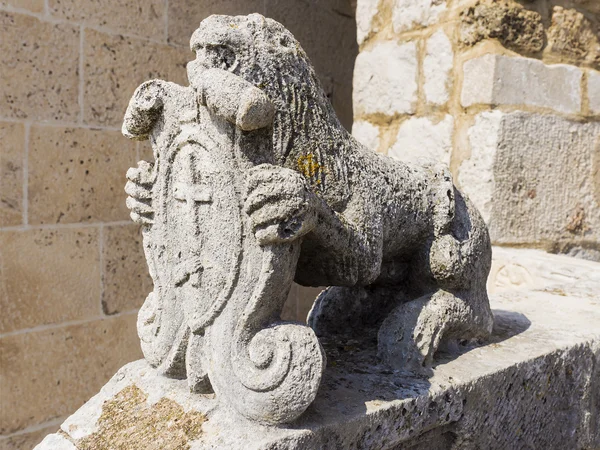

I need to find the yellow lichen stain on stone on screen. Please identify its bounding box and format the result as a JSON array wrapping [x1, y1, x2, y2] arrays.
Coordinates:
[[77, 385, 206, 450], [297, 153, 323, 184]]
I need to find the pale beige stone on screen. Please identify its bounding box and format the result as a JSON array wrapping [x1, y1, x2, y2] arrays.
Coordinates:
[[0, 423, 59, 450], [102, 224, 153, 315], [168, 0, 265, 46], [588, 69, 600, 115], [356, 0, 380, 45], [461, 54, 583, 114], [0, 314, 141, 434], [0, 12, 79, 121], [49, 0, 165, 40], [459, 111, 600, 245], [0, 0, 44, 12], [458, 110, 502, 223], [0, 228, 100, 333], [354, 41, 418, 116], [34, 434, 76, 450], [27, 126, 137, 225], [546, 6, 600, 69], [0, 122, 24, 227], [424, 29, 453, 105], [389, 115, 454, 166], [352, 120, 380, 151], [83, 29, 190, 127], [392, 0, 447, 34]]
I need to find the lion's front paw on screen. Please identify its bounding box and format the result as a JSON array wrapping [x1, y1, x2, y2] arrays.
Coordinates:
[[125, 160, 155, 225], [244, 164, 317, 245]]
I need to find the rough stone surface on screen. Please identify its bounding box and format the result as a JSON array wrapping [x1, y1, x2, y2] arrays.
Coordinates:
[[0, 228, 100, 333], [589, 69, 600, 115], [423, 29, 453, 105], [356, 0, 379, 45], [102, 224, 153, 315], [35, 434, 77, 450], [0, 12, 79, 121], [461, 54, 583, 114], [354, 41, 418, 116], [120, 14, 492, 425], [459, 111, 600, 247], [389, 115, 454, 166], [352, 120, 380, 151], [0, 0, 44, 12], [83, 28, 190, 127], [27, 126, 138, 225], [37, 248, 600, 449], [48, 0, 166, 40], [545, 6, 600, 69], [0, 122, 24, 227], [0, 313, 141, 434], [458, 0, 544, 54], [457, 110, 501, 224], [392, 0, 446, 34]]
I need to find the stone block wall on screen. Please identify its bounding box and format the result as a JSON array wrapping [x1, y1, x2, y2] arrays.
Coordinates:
[[0, 1, 356, 447], [353, 0, 600, 259]]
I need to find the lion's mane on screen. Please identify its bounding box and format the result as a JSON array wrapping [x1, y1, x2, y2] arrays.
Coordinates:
[[191, 14, 352, 207]]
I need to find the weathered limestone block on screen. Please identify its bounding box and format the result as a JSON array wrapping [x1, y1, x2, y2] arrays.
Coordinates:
[[389, 115, 454, 165], [356, 0, 380, 45], [458, 111, 600, 250], [458, 0, 544, 54], [392, 0, 447, 34], [423, 29, 454, 106], [0, 122, 24, 227], [589, 69, 600, 115], [0, 12, 79, 121], [113, 13, 493, 426], [461, 54, 583, 114], [36, 248, 600, 449], [352, 120, 380, 151], [353, 41, 418, 116], [48, 0, 166, 40], [546, 6, 600, 69]]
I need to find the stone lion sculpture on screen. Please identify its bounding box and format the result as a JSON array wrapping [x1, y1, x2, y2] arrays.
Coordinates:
[[123, 13, 493, 424]]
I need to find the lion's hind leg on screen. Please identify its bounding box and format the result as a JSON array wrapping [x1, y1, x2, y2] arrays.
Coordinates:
[[377, 288, 493, 374]]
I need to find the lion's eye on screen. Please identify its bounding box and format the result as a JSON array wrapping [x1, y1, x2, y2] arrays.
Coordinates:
[[205, 45, 237, 71]]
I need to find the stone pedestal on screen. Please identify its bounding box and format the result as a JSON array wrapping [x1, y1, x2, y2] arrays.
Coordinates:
[[36, 248, 600, 449]]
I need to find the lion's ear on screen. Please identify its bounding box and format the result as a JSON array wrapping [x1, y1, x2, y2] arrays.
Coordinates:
[[199, 68, 275, 131]]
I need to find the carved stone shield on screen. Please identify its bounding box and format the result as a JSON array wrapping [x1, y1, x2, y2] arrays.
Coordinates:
[[125, 79, 324, 424]]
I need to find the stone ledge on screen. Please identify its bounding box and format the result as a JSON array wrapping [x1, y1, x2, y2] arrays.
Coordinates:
[[36, 249, 600, 449]]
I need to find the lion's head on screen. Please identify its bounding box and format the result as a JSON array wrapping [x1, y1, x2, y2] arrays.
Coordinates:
[[187, 14, 351, 206]]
